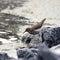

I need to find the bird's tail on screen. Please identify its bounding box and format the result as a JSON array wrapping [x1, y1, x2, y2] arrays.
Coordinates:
[[31, 18, 46, 30]]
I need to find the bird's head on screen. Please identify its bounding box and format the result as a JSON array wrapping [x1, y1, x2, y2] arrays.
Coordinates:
[[24, 28, 32, 33]]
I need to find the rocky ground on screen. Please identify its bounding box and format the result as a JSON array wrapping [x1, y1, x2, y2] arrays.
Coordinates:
[[0, 0, 60, 60]]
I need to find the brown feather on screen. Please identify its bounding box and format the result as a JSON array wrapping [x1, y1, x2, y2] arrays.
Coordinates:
[[31, 18, 46, 30], [24, 18, 46, 34]]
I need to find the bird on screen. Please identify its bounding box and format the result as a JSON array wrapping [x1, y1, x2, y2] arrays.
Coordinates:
[[24, 18, 46, 34]]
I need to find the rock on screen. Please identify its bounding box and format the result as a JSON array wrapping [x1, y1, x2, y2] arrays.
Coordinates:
[[17, 48, 37, 60], [0, 52, 16, 60], [22, 27, 60, 48], [21, 32, 33, 44], [50, 44, 60, 60], [40, 27, 60, 47], [37, 48, 57, 60], [0, 53, 8, 60], [50, 44, 60, 55], [17, 43, 58, 60]]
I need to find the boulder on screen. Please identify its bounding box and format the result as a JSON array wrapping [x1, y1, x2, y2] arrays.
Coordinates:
[[22, 27, 60, 48], [21, 32, 33, 44], [41, 27, 60, 47], [17, 43, 57, 60], [0, 52, 16, 60]]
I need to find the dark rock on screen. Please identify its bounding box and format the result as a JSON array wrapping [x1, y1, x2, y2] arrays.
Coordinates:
[[41, 27, 60, 47], [0, 53, 10, 60], [17, 43, 58, 60], [19, 27, 60, 60], [0, 52, 16, 60], [22, 27, 60, 48], [21, 33, 33, 44], [17, 48, 38, 60]]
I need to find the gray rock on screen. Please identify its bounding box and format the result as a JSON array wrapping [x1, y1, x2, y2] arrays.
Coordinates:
[[40, 27, 60, 47], [21, 33, 33, 44], [17, 43, 58, 60], [17, 48, 38, 60], [22, 27, 60, 48], [0, 52, 16, 60]]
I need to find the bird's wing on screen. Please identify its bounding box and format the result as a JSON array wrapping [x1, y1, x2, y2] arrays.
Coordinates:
[[31, 18, 46, 30]]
